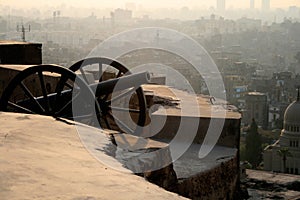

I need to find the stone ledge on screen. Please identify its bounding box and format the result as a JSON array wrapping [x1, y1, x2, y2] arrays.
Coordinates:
[[0, 112, 186, 200]]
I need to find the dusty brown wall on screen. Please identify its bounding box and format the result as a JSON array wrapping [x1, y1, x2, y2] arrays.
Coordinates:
[[177, 155, 238, 199], [152, 115, 241, 148], [0, 44, 42, 65], [0, 67, 20, 98]]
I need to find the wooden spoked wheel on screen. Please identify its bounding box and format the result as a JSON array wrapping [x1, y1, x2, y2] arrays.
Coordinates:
[[69, 57, 147, 134], [0, 64, 99, 125]]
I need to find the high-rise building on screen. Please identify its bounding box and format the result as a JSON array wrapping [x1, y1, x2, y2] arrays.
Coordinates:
[[217, 0, 226, 11], [250, 0, 255, 9], [261, 0, 270, 11]]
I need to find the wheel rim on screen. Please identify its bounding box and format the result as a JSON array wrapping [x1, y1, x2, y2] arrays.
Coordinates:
[[0, 64, 99, 125], [69, 57, 147, 134]]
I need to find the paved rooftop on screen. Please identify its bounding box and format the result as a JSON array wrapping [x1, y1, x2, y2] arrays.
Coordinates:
[[0, 112, 186, 200], [143, 84, 241, 119]]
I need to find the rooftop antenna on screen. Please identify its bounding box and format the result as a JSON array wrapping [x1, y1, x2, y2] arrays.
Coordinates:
[[17, 24, 30, 42]]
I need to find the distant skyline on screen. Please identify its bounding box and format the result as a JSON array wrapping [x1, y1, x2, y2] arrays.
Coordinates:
[[1, 0, 300, 10]]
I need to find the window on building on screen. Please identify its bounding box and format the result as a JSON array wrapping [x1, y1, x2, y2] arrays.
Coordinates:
[[296, 141, 299, 147], [291, 168, 294, 174], [290, 141, 293, 147], [297, 127, 299, 132], [292, 141, 297, 147], [296, 168, 299, 175]]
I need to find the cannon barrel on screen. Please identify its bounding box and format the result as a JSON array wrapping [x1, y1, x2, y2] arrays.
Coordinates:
[[89, 71, 151, 96]]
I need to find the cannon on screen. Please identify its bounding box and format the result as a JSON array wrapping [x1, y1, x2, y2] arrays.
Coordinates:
[[0, 57, 150, 134]]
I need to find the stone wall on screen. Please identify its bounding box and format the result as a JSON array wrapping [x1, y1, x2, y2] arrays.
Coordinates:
[[177, 155, 239, 199], [0, 67, 21, 97], [0, 42, 42, 65], [151, 115, 241, 148]]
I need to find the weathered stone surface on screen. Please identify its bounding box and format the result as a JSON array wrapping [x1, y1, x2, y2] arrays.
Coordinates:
[[286, 181, 300, 191], [142, 84, 241, 199], [143, 84, 241, 148], [243, 170, 300, 199], [0, 112, 187, 200], [100, 133, 179, 192], [177, 156, 238, 199]]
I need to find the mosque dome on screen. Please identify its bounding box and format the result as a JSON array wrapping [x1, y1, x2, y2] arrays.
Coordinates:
[[284, 100, 300, 125], [283, 90, 300, 134]]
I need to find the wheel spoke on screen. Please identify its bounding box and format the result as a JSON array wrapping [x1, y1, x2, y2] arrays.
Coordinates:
[[54, 92, 80, 117], [110, 106, 140, 113], [116, 70, 122, 78], [64, 82, 73, 90], [99, 63, 103, 82], [19, 81, 45, 113], [57, 75, 73, 92], [108, 87, 136, 104], [38, 71, 50, 112], [7, 101, 36, 114]]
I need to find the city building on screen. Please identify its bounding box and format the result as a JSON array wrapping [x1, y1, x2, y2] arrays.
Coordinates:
[[242, 92, 268, 129], [110, 8, 133, 25], [223, 75, 248, 105], [264, 94, 300, 174]]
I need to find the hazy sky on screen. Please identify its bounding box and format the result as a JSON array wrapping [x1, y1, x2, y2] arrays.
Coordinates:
[[1, 0, 300, 9]]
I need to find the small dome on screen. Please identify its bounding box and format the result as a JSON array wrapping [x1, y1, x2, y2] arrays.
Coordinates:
[[284, 100, 300, 124]]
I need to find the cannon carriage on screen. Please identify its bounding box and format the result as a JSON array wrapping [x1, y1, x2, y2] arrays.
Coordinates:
[[0, 57, 150, 135]]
